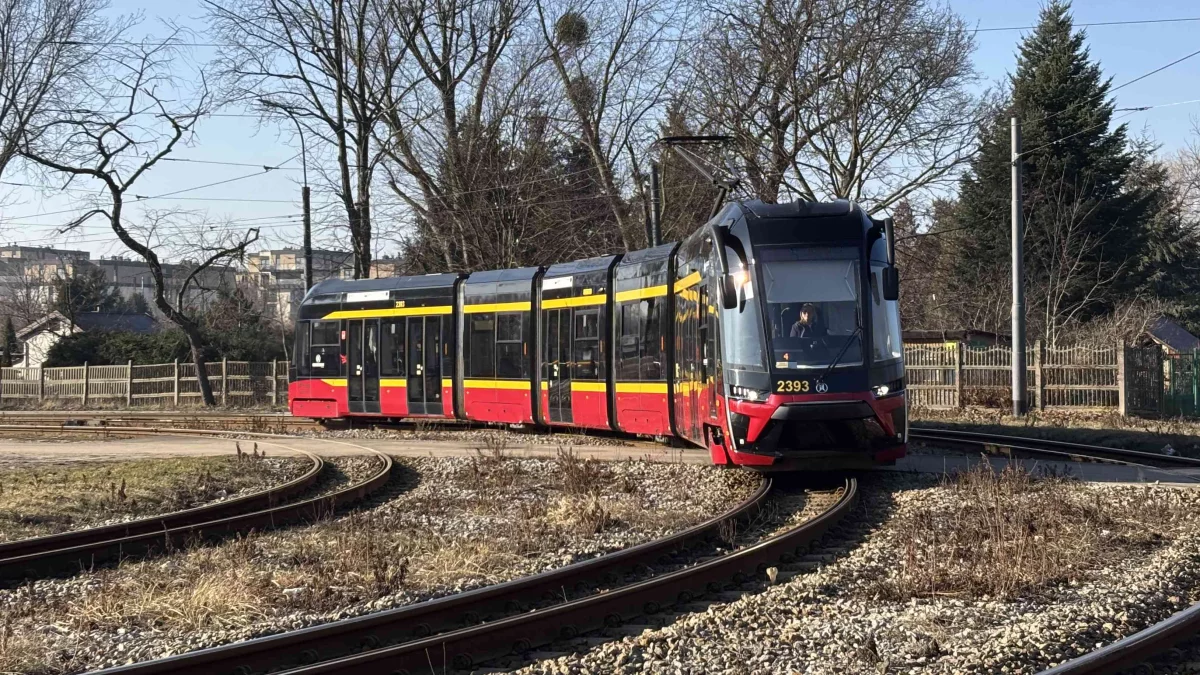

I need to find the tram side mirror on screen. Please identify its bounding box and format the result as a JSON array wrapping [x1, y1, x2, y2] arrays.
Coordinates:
[[883, 266, 900, 301], [721, 274, 738, 310], [882, 217, 899, 301]]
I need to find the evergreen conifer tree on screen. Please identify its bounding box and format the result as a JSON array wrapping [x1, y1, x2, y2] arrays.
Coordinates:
[[948, 1, 1160, 340], [0, 317, 17, 367]]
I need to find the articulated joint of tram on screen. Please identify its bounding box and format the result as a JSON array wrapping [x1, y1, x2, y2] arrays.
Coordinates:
[[723, 390, 908, 469]]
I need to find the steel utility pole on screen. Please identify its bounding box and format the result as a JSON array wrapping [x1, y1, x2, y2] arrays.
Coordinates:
[[1011, 116, 1026, 416], [262, 99, 313, 290]]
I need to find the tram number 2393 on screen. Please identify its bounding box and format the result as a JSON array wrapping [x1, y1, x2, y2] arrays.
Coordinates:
[[775, 380, 811, 393]]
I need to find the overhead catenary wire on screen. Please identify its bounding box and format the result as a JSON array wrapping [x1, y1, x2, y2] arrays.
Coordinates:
[[29, 14, 1200, 49]]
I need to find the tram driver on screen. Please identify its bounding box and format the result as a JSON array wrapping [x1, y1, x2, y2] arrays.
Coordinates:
[[788, 302, 825, 339]]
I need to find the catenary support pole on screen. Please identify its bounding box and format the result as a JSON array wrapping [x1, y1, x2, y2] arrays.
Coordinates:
[[649, 160, 663, 247], [1011, 117, 1027, 416], [302, 185, 313, 291]]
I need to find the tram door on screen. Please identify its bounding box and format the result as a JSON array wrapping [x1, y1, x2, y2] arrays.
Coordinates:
[[347, 319, 381, 414], [406, 317, 444, 415], [544, 308, 572, 423]]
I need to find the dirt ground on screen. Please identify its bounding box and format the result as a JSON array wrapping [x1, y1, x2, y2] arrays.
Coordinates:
[[0, 433, 700, 466]]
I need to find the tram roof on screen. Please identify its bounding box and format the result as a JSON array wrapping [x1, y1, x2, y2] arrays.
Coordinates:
[[304, 273, 461, 301], [617, 242, 678, 266], [463, 267, 540, 283], [544, 254, 619, 278], [740, 199, 856, 219]]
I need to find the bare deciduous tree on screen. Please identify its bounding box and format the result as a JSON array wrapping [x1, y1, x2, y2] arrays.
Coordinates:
[[535, 0, 693, 251], [695, 0, 981, 213], [0, 0, 117, 181], [206, 0, 397, 279], [18, 37, 258, 405]]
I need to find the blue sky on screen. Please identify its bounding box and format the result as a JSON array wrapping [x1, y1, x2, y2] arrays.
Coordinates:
[[4, 0, 1200, 258]]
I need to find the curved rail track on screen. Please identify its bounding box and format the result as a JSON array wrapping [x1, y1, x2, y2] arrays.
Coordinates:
[[86, 474, 857, 675], [0, 425, 393, 583], [911, 425, 1200, 675], [13, 417, 1200, 673]]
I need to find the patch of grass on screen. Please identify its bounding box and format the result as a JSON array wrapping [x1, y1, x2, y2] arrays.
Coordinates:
[[0, 449, 302, 542], [874, 462, 1175, 601]]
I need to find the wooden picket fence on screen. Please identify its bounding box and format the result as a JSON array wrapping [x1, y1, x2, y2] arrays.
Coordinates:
[[0, 360, 289, 408], [904, 340, 1164, 415], [0, 343, 1174, 415]]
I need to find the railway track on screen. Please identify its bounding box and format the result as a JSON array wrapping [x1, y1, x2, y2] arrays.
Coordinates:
[[0, 426, 393, 584], [911, 425, 1200, 675], [12, 419, 1200, 673], [84, 475, 856, 675]]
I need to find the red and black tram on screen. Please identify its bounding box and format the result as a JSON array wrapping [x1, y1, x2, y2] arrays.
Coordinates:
[[289, 198, 907, 470]]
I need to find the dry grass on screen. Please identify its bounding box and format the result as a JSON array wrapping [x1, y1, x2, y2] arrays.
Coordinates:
[[874, 463, 1177, 601], [19, 450, 719, 644], [0, 450, 301, 541]]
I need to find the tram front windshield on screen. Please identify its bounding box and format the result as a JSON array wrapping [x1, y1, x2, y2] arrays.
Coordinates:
[[760, 247, 862, 370]]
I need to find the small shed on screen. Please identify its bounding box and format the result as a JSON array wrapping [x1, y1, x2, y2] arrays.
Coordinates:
[[15, 311, 155, 368], [1142, 317, 1200, 355]]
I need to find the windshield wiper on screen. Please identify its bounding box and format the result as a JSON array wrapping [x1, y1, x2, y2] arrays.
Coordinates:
[[814, 326, 862, 390]]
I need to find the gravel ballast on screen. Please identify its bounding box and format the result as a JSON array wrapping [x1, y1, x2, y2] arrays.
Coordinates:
[[514, 472, 1200, 675], [0, 452, 758, 674]]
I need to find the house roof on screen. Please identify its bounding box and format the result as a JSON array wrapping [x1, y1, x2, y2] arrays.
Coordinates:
[[16, 311, 156, 340], [1147, 317, 1200, 353]]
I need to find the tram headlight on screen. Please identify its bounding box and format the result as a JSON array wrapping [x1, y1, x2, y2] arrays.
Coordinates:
[[731, 386, 769, 401], [872, 384, 890, 398]]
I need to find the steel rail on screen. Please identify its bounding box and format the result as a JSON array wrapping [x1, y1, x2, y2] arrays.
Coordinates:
[[0, 426, 393, 583], [274, 479, 857, 675], [93, 475, 776, 675], [910, 426, 1200, 468]]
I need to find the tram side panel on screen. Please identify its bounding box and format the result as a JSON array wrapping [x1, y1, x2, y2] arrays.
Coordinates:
[[612, 244, 676, 437]]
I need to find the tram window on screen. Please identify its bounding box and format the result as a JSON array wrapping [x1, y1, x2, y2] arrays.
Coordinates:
[[869, 267, 903, 361], [496, 313, 525, 378], [381, 319, 405, 376], [293, 322, 310, 376], [312, 321, 340, 346], [469, 313, 496, 378], [643, 298, 663, 380], [574, 309, 600, 379], [308, 320, 341, 377], [618, 302, 642, 380]]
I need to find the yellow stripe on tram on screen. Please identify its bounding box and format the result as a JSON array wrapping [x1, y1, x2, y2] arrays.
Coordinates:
[[614, 285, 668, 303], [320, 379, 348, 388], [541, 295, 607, 309], [380, 378, 406, 387], [674, 271, 701, 293], [464, 301, 531, 314], [441, 378, 453, 389], [463, 379, 532, 390], [322, 305, 453, 320], [571, 381, 607, 393], [615, 381, 668, 394]]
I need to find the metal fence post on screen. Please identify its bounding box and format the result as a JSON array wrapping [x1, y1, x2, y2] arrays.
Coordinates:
[[38, 366, 44, 401], [126, 360, 133, 406], [1117, 341, 1127, 417], [82, 361, 89, 407], [954, 341, 964, 409], [221, 357, 228, 407], [1034, 339, 1044, 411], [173, 359, 180, 407], [271, 359, 278, 406]]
